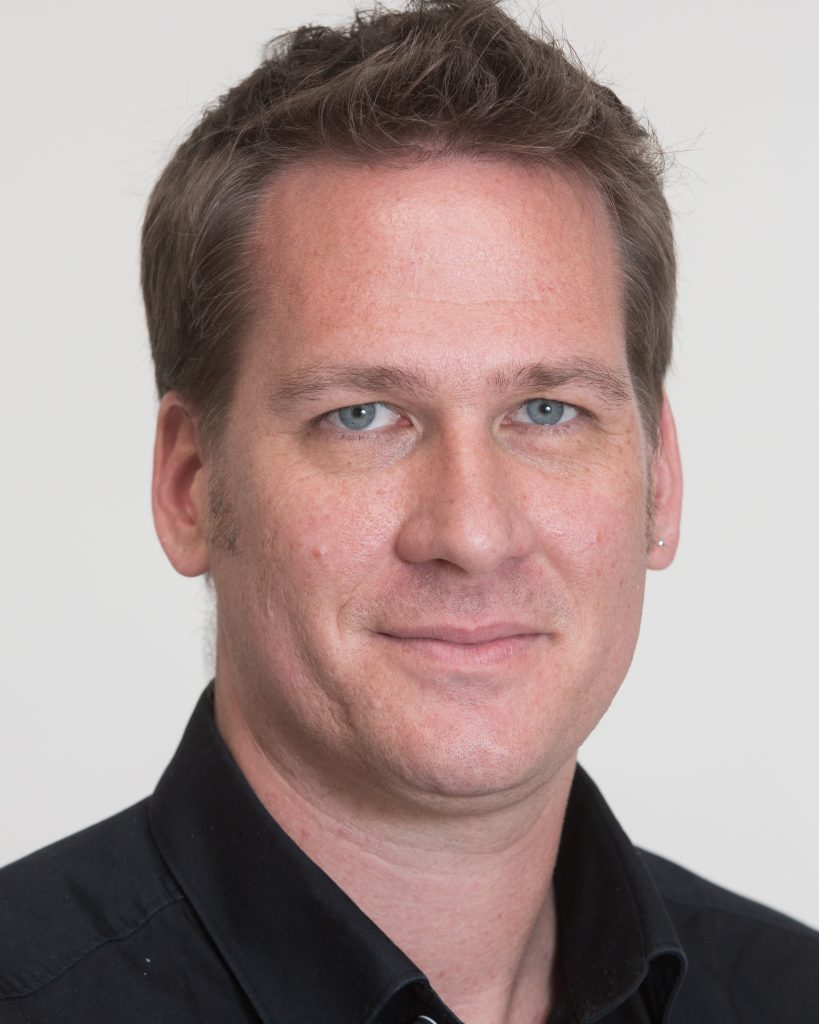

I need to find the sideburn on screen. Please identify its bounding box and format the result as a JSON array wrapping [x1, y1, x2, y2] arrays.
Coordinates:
[[206, 465, 242, 556]]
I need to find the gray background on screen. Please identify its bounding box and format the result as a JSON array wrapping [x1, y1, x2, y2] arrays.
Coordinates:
[[2, 0, 817, 927]]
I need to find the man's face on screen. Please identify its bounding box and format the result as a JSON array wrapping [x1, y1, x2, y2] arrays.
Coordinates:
[[198, 156, 676, 808]]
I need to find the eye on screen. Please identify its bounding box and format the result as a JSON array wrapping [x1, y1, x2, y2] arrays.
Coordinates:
[[512, 398, 578, 427], [326, 402, 402, 432]]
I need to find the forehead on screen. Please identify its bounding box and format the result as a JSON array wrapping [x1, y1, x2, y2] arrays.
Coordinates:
[[246, 155, 625, 381]]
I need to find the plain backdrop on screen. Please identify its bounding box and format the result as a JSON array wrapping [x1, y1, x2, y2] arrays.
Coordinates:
[[2, 0, 817, 930]]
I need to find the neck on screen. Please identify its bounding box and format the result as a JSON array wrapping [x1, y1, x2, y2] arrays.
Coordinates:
[[215, 682, 575, 1024]]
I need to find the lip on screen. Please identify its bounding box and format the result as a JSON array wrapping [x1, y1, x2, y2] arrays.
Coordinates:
[[379, 623, 544, 645], [375, 624, 546, 668]]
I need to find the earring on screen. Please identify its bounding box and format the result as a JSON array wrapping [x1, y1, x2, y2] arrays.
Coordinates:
[[656, 538, 666, 547]]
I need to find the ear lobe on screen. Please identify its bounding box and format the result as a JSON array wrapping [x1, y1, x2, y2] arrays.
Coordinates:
[[152, 392, 211, 577], [647, 393, 683, 570]]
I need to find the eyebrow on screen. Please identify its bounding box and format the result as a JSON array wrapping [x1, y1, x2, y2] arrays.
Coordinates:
[[269, 358, 632, 408], [489, 359, 631, 405], [272, 364, 431, 405]]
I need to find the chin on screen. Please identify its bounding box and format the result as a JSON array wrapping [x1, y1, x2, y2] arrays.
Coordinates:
[[378, 712, 572, 806]]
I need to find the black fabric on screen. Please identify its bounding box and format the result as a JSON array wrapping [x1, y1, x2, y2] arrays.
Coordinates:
[[1, 686, 817, 1023]]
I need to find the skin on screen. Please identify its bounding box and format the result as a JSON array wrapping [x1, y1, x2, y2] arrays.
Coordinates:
[[153, 155, 682, 1024]]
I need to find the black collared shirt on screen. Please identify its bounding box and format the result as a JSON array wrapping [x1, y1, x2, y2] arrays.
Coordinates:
[[2, 686, 817, 1022]]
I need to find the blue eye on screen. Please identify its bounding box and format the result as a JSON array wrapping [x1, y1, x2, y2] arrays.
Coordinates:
[[327, 402, 401, 432], [513, 399, 578, 427], [337, 404, 377, 429]]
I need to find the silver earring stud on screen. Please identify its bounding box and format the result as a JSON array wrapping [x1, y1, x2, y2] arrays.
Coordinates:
[[657, 538, 666, 547]]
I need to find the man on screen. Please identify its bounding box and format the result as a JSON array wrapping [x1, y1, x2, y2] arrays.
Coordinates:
[[1, 0, 816, 1020]]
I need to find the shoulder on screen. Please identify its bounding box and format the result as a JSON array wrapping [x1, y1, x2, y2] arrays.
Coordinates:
[[639, 849, 819, 1021], [640, 848, 819, 944], [0, 799, 182, 1003]]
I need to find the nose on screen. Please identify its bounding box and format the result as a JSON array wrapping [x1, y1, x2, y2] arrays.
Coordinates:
[[394, 430, 537, 574]]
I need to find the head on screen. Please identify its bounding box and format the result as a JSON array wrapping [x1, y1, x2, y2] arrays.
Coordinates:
[[148, 0, 682, 813]]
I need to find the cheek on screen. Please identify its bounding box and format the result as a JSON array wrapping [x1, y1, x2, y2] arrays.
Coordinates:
[[530, 460, 649, 615], [255, 473, 399, 610], [536, 460, 647, 552]]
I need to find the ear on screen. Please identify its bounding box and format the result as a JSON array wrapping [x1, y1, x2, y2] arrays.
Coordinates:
[[647, 393, 683, 570], [152, 392, 211, 577]]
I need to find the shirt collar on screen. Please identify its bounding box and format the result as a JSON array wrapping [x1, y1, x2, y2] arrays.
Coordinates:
[[150, 687, 686, 1024], [552, 766, 687, 1022]]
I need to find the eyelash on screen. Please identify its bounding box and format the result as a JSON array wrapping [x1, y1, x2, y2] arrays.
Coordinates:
[[318, 401, 586, 440]]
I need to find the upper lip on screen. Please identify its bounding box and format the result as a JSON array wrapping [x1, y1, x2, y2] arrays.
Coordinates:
[[379, 623, 544, 645]]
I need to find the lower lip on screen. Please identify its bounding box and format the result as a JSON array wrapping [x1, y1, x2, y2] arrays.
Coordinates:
[[378, 633, 544, 668]]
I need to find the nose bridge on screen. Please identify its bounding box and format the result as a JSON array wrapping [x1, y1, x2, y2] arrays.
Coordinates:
[[395, 423, 534, 573]]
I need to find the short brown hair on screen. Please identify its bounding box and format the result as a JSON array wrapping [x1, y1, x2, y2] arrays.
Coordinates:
[[142, 0, 675, 447]]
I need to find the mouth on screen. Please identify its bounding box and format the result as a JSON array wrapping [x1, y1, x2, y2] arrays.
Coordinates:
[[375, 623, 547, 668]]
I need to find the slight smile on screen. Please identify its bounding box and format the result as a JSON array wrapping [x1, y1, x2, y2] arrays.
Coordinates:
[[375, 624, 547, 668]]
